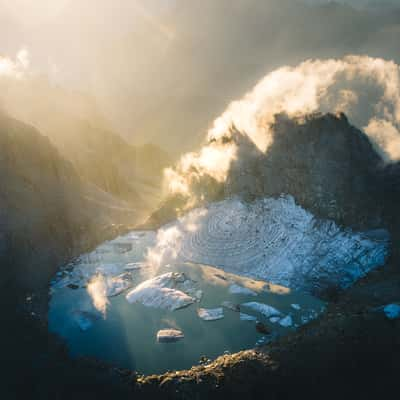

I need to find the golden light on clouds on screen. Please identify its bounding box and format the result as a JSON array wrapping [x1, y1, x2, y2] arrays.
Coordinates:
[[1, 0, 70, 25]]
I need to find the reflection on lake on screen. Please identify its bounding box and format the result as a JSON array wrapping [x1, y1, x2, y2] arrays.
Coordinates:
[[48, 231, 325, 375]]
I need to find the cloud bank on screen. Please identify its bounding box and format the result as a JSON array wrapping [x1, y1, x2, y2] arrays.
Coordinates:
[[0, 48, 30, 79], [165, 55, 400, 199]]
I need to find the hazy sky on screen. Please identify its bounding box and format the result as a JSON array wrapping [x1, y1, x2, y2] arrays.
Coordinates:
[[1, 0, 400, 154]]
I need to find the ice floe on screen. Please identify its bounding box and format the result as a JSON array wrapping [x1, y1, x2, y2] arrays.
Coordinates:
[[106, 273, 133, 297], [125, 272, 196, 311], [197, 307, 224, 321], [241, 302, 282, 318], [156, 329, 184, 343], [291, 304, 301, 310]]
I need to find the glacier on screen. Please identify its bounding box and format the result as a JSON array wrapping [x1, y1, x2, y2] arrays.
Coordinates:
[[148, 196, 390, 295]]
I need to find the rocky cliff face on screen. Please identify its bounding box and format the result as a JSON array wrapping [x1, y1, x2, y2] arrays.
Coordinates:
[[151, 113, 397, 231], [224, 113, 385, 229], [0, 112, 138, 291]]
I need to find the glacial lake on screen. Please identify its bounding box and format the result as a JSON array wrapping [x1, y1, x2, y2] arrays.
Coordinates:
[[48, 231, 325, 375]]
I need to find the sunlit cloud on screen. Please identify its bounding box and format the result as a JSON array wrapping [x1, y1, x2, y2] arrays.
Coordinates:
[[0, 48, 30, 79], [165, 55, 400, 201]]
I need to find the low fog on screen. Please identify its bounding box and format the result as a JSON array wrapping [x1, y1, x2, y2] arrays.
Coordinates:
[[1, 0, 400, 157]]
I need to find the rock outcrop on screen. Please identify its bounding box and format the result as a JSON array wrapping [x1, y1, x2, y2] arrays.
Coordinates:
[[224, 113, 386, 229]]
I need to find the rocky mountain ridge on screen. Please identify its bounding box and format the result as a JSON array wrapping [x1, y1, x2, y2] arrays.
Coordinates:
[[148, 113, 399, 239]]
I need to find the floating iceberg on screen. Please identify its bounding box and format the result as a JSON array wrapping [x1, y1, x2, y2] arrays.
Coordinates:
[[291, 304, 301, 310], [241, 302, 282, 318], [156, 329, 184, 343], [197, 307, 224, 321], [125, 272, 196, 311], [106, 273, 133, 297]]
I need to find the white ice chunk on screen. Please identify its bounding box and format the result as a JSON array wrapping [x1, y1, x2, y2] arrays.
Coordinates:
[[291, 304, 301, 310], [106, 273, 133, 297], [125, 272, 195, 311], [228, 284, 257, 296], [197, 307, 224, 321], [157, 329, 184, 343], [241, 302, 282, 318]]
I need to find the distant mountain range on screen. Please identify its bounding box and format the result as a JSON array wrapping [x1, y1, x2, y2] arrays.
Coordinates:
[[0, 74, 171, 211]]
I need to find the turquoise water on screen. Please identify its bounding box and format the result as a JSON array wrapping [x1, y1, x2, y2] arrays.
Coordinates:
[[48, 232, 325, 375]]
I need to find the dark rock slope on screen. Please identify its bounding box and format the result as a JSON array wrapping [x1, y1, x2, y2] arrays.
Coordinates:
[[0, 111, 137, 291], [224, 113, 385, 229]]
